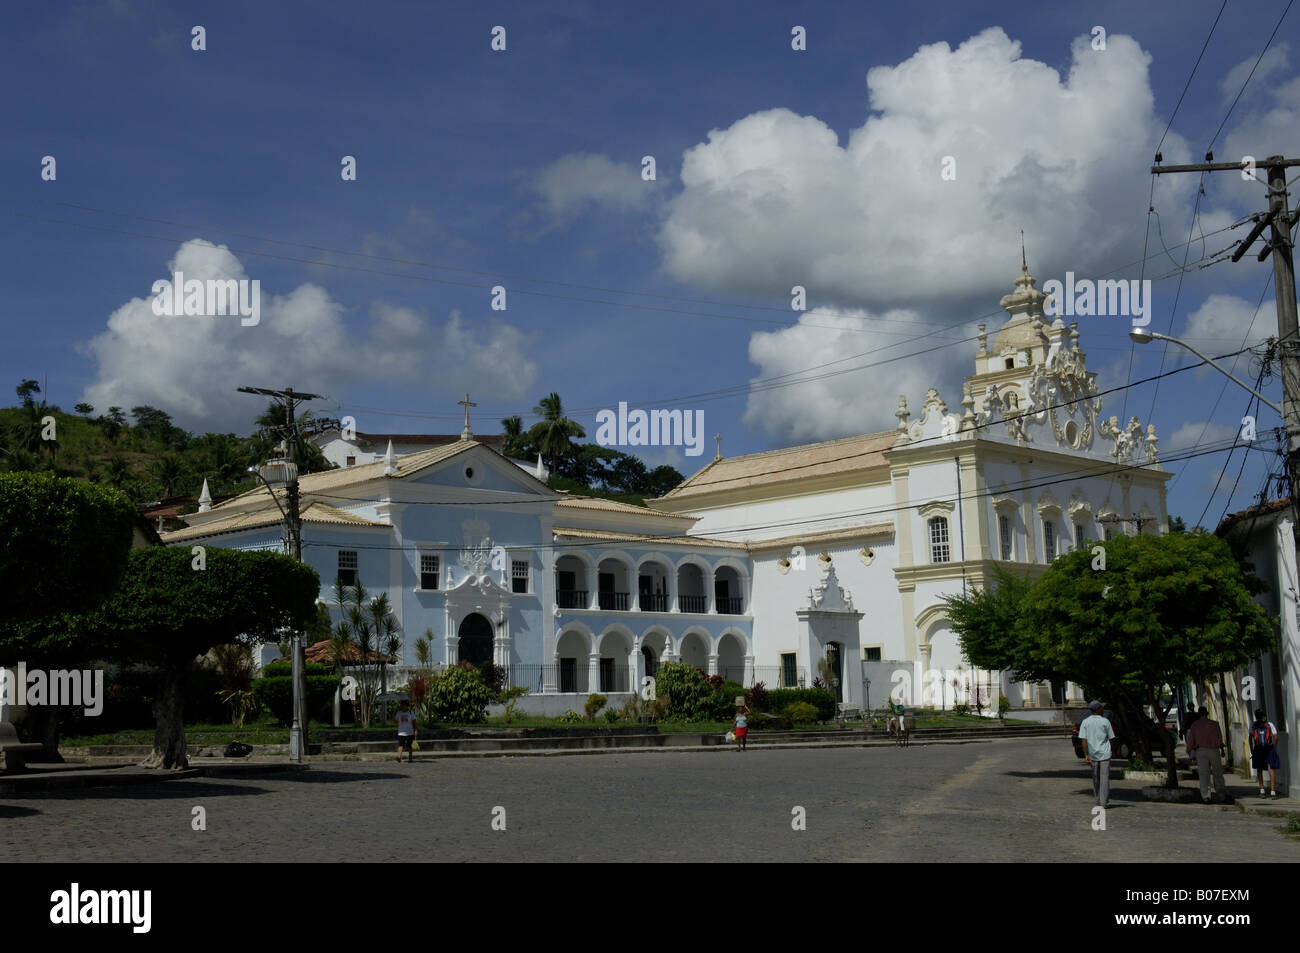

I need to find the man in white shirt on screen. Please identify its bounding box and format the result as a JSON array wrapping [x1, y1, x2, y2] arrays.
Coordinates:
[[1078, 701, 1116, 808], [395, 699, 418, 763]]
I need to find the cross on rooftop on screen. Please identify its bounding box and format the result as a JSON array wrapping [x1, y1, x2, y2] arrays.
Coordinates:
[[459, 393, 477, 440]]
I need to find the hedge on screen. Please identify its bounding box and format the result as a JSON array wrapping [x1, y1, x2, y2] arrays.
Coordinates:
[[764, 687, 836, 723], [252, 674, 342, 725]]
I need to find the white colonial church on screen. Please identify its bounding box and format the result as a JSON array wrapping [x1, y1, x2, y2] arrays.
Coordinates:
[[168, 265, 1168, 715]]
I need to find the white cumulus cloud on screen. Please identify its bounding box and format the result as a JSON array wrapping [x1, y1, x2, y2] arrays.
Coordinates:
[[77, 239, 538, 433], [534, 152, 666, 219], [659, 27, 1198, 440]]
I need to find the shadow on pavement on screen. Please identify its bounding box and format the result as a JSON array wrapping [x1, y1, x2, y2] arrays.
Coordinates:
[[3, 780, 270, 801], [0, 804, 41, 818], [272, 770, 410, 784]]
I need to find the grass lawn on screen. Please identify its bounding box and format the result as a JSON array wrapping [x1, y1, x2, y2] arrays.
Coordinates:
[[62, 709, 1041, 746]]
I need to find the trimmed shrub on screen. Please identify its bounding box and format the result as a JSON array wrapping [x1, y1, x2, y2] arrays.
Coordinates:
[[709, 681, 749, 720], [766, 687, 836, 723], [655, 661, 713, 721], [426, 666, 493, 724], [953, 703, 971, 716], [262, 660, 336, 679], [475, 660, 506, 698], [585, 693, 607, 720], [252, 674, 342, 725], [786, 701, 819, 725]]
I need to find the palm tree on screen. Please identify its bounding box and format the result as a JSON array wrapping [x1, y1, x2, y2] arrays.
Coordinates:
[[248, 402, 331, 474], [328, 578, 402, 728], [104, 455, 132, 489], [501, 416, 526, 457], [527, 393, 585, 477], [154, 454, 185, 496], [10, 380, 46, 454]]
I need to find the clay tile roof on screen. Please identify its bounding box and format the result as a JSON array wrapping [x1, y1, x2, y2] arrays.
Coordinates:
[[657, 430, 897, 501], [300, 640, 397, 665], [352, 432, 505, 447], [554, 496, 693, 520], [204, 441, 485, 516], [162, 502, 389, 542], [551, 526, 746, 549], [1215, 497, 1292, 536]]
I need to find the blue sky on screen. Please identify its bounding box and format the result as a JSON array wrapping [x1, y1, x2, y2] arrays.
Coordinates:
[[3, 0, 1297, 525]]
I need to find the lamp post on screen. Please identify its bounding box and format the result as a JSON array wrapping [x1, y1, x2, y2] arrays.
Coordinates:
[[1128, 328, 1281, 413], [248, 459, 305, 763]]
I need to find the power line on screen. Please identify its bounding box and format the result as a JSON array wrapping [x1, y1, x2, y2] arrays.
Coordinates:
[[1155, 0, 1230, 156], [1167, 269, 1276, 496], [1195, 360, 1268, 528], [1204, 0, 1295, 154]]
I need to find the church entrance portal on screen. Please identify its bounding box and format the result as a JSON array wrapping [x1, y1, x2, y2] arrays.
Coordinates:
[[458, 613, 493, 668]]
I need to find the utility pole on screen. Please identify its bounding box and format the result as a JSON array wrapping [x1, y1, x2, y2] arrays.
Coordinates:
[[238, 385, 324, 762], [1151, 154, 1300, 520], [1098, 513, 1158, 535]]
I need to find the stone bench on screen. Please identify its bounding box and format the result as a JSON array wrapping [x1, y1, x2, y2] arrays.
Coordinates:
[[0, 722, 45, 772]]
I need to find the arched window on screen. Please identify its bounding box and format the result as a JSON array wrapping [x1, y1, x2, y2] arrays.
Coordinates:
[[928, 516, 951, 563]]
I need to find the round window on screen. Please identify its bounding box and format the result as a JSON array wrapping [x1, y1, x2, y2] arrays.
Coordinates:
[[1064, 421, 1080, 447]]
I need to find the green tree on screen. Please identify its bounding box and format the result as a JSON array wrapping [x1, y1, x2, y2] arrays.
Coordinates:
[[653, 661, 713, 721], [73, 547, 320, 768], [527, 392, 585, 476], [327, 579, 402, 728], [943, 567, 1038, 677], [608, 454, 648, 495], [958, 532, 1274, 787], [153, 454, 186, 497], [0, 472, 137, 628], [7, 379, 48, 456], [96, 407, 127, 442], [500, 416, 530, 458], [0, 473, 138, 755], [645, 464, 684, 498], [16, 379, 40, 409], [104, 455, 132, 489], [74, 403, 94, 417]]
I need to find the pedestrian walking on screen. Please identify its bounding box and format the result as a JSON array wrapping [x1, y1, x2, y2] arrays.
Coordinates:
[[395, 699, 418, 763], [733, 704, 749, 752], [1249, 708, 1281, 799], [1185, 706, 1227, 803], [1180, 702, 1198, 741], [1078, 701, 1115, 808]]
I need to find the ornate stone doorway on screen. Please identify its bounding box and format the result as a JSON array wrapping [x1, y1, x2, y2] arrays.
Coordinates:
[[458, 613, 493, 668]]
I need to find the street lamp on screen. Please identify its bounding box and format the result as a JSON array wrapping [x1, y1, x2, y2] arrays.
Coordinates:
[[247, 461, 306, 763], [1128, 327, 1281, 413]]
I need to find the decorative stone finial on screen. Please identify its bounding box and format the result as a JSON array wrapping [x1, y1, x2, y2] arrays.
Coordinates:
[[383, 440, 397, 476], [198, 478, 212, 513], [961, 381, 976, 432], [896, 395, 910, 432], [715, 433, 722, 461]]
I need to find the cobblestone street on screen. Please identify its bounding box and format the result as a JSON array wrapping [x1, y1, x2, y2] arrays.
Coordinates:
[[2, 739, 1295, 862]]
